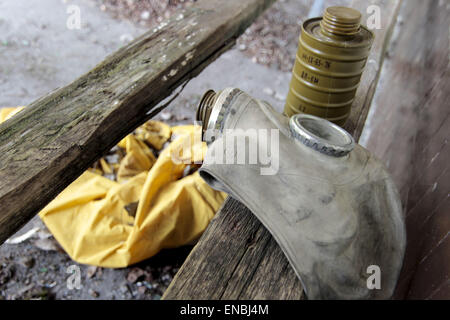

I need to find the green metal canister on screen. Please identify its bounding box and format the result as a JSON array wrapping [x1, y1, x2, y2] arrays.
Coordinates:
[[284, 6, 374, 126]]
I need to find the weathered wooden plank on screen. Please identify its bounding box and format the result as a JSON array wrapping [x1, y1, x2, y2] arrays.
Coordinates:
[[164, 0, 402, 300], [163, 199, 304, 299], [0, 0, 277, 245], [344, 0, 403, 141], [355, 0, 449, 299]]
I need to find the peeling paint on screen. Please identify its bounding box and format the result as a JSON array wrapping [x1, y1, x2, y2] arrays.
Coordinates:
[[157, 55, 167, 63], [20, 129, 32, 138], [169, 69, 178, 77], [156, 21, 168, 31], [185, 50, 195, 61]]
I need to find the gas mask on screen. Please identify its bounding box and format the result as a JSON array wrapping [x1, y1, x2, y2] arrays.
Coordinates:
[[196, 88, 406, 299]]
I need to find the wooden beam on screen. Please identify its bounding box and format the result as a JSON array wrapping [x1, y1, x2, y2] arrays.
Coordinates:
[[355, 0, 449, 299], [0, 0, 277, 245], [163, 0, 402, 299]]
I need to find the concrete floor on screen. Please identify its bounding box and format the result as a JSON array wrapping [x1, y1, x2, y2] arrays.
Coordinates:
[[0, 0, 144, 107]]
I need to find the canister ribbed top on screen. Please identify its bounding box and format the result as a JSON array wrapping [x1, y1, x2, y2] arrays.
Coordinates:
[[320, 6, 361, 36]]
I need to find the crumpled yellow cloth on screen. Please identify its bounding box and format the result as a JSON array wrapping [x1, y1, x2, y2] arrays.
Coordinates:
[[0, 107, 227, 268], [0, 107, 25, 122]]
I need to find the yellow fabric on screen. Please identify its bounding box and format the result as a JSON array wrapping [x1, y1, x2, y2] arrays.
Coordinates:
[[117, 135, 157, 182], [0, 107, 227, 268], [0, 107, 25, 122], [135, 120, 171, 150]]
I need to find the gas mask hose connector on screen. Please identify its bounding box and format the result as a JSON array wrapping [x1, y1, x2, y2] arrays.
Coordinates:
[[196, 90, 217, 140], [196, 90, 217, 123]]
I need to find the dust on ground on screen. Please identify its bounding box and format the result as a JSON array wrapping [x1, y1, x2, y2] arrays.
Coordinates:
[[98, 0, 304, 71], [0, 218, 191, 300]]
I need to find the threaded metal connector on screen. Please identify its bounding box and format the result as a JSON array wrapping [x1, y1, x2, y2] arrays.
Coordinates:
[[196, 89, 217, 140], [320, 6, 361, 36]]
